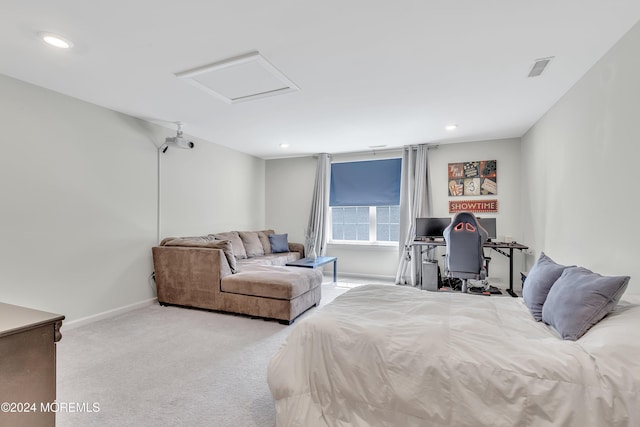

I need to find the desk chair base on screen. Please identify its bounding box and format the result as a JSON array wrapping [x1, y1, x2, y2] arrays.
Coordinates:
[[440, 277, 502, 295], [469, 283, 502, 295]]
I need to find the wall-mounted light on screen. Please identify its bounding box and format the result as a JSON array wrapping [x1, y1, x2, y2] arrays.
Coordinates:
[[38, 32, 74, 49], [445, 124, 458, 131], [279, 143, 290, 149]]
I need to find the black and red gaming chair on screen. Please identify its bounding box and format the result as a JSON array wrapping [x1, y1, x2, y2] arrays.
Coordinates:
[[443, 211, 488, 293]]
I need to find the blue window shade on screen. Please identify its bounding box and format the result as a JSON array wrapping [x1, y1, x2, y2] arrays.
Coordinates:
[[330, 158, 401, 207]]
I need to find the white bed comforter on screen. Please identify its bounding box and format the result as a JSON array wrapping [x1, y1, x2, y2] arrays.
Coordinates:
[[268, 284, 640, 427]]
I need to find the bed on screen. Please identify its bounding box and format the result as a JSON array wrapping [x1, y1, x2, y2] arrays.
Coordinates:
[[267, 284, 640, 427]]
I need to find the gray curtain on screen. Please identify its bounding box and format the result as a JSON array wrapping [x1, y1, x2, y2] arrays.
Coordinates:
[[395, 145, 431, 286], [306, 153, 331, 257]]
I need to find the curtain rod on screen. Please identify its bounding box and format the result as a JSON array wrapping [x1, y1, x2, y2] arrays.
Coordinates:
[[322, 143, 438, 158]]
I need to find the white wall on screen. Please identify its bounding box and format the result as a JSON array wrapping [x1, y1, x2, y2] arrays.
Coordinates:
[[265, 156, 316, 244], [0, 74, 157, 321], [521, 21, 640, 293], [0, 73, 267, 322], [160, 136, 265, 238], [428, 138, 524, 288]]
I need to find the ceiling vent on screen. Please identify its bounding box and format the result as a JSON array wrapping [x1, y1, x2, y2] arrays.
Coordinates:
[[175, 51, 299, 104], [527, 57, 554, 78]]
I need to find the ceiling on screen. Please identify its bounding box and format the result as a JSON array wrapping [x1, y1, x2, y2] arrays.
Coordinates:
[[1, 1, 639, 159]]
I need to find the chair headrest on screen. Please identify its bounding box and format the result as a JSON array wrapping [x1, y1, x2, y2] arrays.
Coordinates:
[[454, 222, 477, 233]]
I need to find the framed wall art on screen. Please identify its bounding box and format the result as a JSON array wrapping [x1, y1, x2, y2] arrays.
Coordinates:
[[448, 160, 497, 197]]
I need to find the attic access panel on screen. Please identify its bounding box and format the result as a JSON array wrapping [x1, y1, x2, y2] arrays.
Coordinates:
[[175, 52, 299, 104]]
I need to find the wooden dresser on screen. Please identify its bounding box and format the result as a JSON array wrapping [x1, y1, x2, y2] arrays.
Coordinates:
[[0, 302, 64, 427]]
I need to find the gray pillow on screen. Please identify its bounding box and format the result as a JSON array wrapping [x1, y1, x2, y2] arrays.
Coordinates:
[[522, 253, 572, 321], [268, 233, 289, 253], [541, 267, 630, 340]]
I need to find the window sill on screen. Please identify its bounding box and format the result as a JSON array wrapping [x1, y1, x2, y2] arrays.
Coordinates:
[[327, 241, 399, 249]]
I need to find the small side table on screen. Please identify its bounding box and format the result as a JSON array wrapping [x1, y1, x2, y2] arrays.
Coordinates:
[[286, 256, 338, 283]]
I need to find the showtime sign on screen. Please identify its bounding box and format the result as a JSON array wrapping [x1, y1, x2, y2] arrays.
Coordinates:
[[449, 199, 498, 213]]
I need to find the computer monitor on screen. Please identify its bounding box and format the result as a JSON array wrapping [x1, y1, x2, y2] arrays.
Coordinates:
[[477, 217, 497, 240], [415, 217, 451, 240]]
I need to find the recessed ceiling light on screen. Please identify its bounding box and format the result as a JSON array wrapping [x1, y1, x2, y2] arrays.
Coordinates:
[[279, 143, 289, 149], [445, 124, 458, 131], [39, 32, 73, 49]]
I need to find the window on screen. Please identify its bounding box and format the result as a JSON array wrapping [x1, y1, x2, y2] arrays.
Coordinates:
[[331, 207, 370, 241], [376, 205, 400, 241], [329, 159, 401, 244]]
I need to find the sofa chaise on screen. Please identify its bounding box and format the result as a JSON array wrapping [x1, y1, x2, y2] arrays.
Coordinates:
[[152, 230, 322, 324]]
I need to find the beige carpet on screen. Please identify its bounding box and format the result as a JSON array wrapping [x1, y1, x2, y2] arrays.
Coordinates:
[[56, 282, 352, 427]]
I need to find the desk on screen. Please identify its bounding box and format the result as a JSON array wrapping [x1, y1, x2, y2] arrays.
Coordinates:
[[413, 240, 528, 297], [287, 256, 338, 283]]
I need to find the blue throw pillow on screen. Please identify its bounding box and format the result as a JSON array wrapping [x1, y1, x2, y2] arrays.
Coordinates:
[[268, 233, 289, 253], [522, 253, 572, 321], [541, 267, 630, 340]]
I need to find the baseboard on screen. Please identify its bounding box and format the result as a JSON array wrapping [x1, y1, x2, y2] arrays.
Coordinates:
[[329, 272, 396, 283], [63, 298, 158, 330]]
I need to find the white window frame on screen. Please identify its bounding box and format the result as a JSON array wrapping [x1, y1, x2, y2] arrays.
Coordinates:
[[328, 205, 399, 246]]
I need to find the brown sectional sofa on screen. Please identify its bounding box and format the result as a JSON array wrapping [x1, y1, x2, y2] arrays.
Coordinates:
[[151, 230, 322, 324]]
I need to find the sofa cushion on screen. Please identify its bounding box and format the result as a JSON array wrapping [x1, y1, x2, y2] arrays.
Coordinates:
[[260, 252, 301, 266], [269, 233, 289, 253], [160, 235, 215, 246], [212, 231, 247, 259], [221, 265, 322, 300], [236, 252, 301, 269], [258, 229, 275, 254], [160, 235, 206, 246], [160, 236, 237, 273], [239, 231, 265, 258]]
